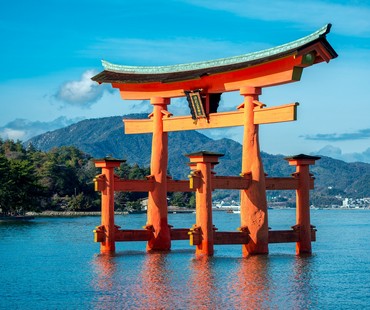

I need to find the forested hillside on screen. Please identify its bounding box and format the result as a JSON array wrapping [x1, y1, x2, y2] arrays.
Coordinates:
[[0, 140, 182, 215], [26, 115, 370, 205]]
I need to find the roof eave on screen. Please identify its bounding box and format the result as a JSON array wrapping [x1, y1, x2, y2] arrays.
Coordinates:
[[91, 24, 337, 84]]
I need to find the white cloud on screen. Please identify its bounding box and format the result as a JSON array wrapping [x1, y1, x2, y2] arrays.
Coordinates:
[[0, 128, 26, 141], [314, 145, 370, 164], [83, 38, 270, 65], [181, 0, 370, 37], [0, 117, 83, 142], [201, 127, 244, 144], [55, 70, 110, 107]]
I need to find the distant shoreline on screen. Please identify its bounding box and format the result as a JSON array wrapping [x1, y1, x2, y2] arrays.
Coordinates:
[[25, 207, 369, 217], [25, 211, 128, 217], [25, 209, 195, 217]]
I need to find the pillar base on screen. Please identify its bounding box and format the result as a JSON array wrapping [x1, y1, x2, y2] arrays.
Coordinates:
[[100, 243, 116, 253], [242, 243, 269, 257], [146, 223, 171, 252]]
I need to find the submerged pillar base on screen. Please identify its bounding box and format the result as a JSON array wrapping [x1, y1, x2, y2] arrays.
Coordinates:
[[146, 221, 171, 252]]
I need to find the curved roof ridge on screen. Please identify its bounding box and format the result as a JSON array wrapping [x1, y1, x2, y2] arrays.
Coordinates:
[[102, 24, 332, 75]]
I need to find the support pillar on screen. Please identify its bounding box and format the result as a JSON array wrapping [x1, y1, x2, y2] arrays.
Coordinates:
[[187, 151, 223, 256], [94, 158, 124, 253], [286, 154, 320, 255], [239, 86, 269, 256], [146, 97, 171, 251]]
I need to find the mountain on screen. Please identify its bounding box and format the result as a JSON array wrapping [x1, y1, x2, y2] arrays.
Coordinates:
[[26, 115, 370, 200], [26, 114, 245, 179]]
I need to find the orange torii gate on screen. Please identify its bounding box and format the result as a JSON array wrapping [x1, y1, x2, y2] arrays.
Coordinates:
[[92, 24, 337, 256]]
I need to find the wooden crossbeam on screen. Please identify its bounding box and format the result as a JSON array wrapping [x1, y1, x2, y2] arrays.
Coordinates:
[[268, 228, 316, 243], [170, 228, 191, 240], [95, 228, 316, 244], [212, 176, 251, 190], [115, 229, 153, 242], [268, 230, 299, 243], [95, 175, 314, 193], [167, 180, 195, 192], [254, 103, 298, 125], [123, 103, 298, 134], [114, 179, 155, 192], [214, 231, 250, 245]]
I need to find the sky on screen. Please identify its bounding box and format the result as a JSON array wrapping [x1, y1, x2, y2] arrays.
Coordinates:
[[1, 0, 370, 163]]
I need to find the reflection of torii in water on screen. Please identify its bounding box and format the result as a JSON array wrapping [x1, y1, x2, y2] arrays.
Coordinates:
[[92, 24, 337, 256]]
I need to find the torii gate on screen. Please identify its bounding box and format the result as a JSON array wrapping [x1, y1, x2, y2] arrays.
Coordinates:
[[92, 24, 337, 256]]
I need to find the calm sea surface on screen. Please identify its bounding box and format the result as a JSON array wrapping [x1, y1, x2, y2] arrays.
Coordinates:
[[1, 209, 369, 309]]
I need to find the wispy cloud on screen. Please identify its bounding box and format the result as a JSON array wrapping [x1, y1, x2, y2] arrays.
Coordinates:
[[80, 2, 370, 72], [54, 70, 112, 107], [201, 127, 243, 144], [128, 100, 152, 114], [314, 145, 370, 164], [0, 117, 83, 141], [181, 0, 370, 37], [82, 38, 269, 65], [303, 128, 370, 141]]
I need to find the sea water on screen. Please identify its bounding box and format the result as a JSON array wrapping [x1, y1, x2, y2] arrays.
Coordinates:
[[0, 209, 369, 309]]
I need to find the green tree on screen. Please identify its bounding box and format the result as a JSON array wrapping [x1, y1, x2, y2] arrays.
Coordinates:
[[6, 158, 43, 214], [168, 192, 195, 209], [114, 163, 150, 210], [66, 193, 91, 211], [0, 154, 12, 215], [33, 146, 98, 210]]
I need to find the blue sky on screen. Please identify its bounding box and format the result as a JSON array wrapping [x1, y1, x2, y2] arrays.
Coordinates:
[[1, 0, 370, 162]]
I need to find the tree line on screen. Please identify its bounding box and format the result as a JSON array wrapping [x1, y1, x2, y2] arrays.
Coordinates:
[[0, 139, 194, 216]]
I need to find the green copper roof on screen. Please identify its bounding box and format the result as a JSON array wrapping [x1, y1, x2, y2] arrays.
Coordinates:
[[100, 24, 336, 75]]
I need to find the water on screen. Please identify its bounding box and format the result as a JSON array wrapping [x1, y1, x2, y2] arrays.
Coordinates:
[[1, 209, 369, 309]]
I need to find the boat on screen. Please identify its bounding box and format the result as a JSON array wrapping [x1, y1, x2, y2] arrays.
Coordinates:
[[226, 209, 240, 214]]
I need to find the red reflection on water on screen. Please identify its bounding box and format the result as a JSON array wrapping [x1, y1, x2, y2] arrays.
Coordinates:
[[91, 252, 277, 309], [231, 255, 271, 309], [188, 256, 217, 309], [92, 252, 179, 308], [92, 253, 117, 291], [91, 253, 124, 310], [137, 253, 174, 309], [291, 256, 317, 309]]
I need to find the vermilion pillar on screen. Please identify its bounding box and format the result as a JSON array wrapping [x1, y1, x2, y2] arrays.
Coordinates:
[[239, 86, 269, 256], [146, 97, 171, 251], [286, 154, 320, 255], [94, 158, 124, 253], [187, 151, 223, 256]]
